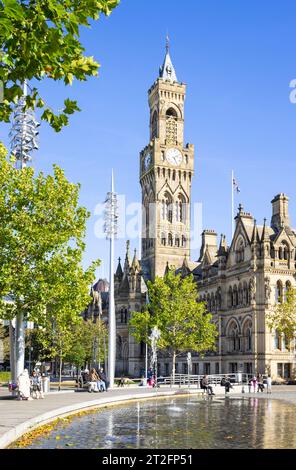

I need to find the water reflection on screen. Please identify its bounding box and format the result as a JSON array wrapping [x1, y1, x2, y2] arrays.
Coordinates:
[[19, 397, 296, 449]]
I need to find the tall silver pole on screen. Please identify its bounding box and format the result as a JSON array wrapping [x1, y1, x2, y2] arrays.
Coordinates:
[[104, 170, 118, 389], [9, 80, 39, 384]]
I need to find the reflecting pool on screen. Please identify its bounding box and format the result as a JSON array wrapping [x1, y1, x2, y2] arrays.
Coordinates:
[[16, 397, 296, 449]]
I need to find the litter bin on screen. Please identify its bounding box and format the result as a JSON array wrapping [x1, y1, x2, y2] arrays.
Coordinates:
[[42, 376, 50, 394]]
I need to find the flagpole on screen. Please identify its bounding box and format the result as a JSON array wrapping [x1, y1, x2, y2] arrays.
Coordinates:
[[231, 170, 234, 239]]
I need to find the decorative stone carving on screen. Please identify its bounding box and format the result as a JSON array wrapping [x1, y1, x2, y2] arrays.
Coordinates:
[[249, 277, 256, 302], [264, 277, 271, 302]]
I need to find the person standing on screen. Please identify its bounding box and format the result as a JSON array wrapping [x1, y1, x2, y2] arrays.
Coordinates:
[[251, 375, 257, 393], [17, 369, 32, 400], [266, 375, 272, 394], [31, 370, 44, 399]]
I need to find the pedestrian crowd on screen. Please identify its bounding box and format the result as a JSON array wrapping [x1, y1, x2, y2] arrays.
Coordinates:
[[247, 374, 272, 394]]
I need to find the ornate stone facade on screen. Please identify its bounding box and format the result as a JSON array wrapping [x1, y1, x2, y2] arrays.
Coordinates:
[[111, 46, 296, 380]]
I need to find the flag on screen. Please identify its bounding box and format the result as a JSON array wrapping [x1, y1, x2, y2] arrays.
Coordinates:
[[233, 176, 240, 193]]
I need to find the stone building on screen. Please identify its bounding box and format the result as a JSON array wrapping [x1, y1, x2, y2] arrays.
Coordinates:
[[109, 44, 296, 380]]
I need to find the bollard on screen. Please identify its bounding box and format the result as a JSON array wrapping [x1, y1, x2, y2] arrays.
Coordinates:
[[242, 385, 245, 393]]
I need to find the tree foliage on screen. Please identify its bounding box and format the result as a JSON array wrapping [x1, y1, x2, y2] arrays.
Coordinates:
[[129, 269, 218, 376], [0, 149, 100, 331], [267, 287, 296, 345], [0, 0, 120, 131]]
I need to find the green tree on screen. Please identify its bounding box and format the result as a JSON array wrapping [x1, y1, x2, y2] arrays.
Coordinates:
[[65, 319, 108, 370], [0, 322, 10, 365], [0, 148, 100, 381], [129, 269, 218, 382], [0, 0, 120, 131], [267, 286, 296, 346]]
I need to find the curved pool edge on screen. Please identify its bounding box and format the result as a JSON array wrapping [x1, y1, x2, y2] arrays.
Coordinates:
[[1, 389, 203, 449]]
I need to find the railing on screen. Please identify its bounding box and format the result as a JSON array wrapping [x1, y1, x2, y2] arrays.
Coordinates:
[[159, 373, 268, 387]]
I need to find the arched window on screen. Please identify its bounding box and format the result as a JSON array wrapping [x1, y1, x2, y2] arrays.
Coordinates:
[[276, 280, 283, 303], [181, 235, 187, 247], [279, 247, 283, 260], [162, 192, 173, 222], [168, 233, 173, 247], [166, 108, 177, 145], [176, 194, 186, 223], [175, 236, 180, 247], [243, 320, 252, 352], [228, 286, 233, 308], [161, 233, 166, 246], [236, 239, 245, 263], [228, 321, 240, 352], [274, 329, 281, 350], [151, 110, 158, 139], [233, 285, 238, 307]]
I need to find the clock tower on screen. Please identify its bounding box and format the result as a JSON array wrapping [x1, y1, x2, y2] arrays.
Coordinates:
[[140, 39, 194, 280]]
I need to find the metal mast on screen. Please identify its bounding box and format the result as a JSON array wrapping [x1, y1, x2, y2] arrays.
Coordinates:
[[104, 170, 118, 388], [9, 81, 39, 383]]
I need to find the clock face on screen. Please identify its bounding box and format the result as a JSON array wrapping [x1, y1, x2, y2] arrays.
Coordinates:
[[166, 148, 183, 166], [144, 153, 151, 170]]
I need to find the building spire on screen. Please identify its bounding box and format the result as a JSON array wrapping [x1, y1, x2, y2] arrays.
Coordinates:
[[159, 36, 178, 82]]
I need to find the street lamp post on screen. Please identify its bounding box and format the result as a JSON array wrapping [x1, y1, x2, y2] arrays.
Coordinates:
[[104, 170, 118, 388], [9, 81, 39, 384]]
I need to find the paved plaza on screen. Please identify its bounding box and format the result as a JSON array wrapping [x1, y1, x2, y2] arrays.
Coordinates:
[[1, 384, 296, 449]]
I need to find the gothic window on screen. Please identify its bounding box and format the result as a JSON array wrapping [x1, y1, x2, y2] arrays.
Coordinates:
[[172, 170, 176, 181], [284, 281, 291, 302], [279, 247, 283, 260], [161, 233, 166, 246], [243, 320, 252, 352], [181, 235, 187, 247], [151, 110, 158, 139], [233, 285, 238, 307], [162, 192, 173, 222], [168, 233, 173, 246], [165, 108, 177, 145], [236, 239, 245, 263], [176, 194, 186, 223], [227, 321, 240, 352], [175, 236, 180, 247], [274, 329, 281, 350], [228, 286, 233, 308], [276, 280, 283, 303]]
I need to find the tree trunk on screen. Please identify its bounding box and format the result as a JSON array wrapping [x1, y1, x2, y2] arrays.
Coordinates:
[[58, 352, 62, 391]]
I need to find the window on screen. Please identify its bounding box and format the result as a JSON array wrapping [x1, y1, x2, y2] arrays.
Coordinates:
[[176, 194, 186, 223], [215, 363, 220, 374], [175, 236, 180, 247], [151, 110, 158, 139], [193, 363, 199, 375], [203, 363, 211, 374], [162, 192, 173, 222], [229, 363, 238, 373], [228, 321, 240, 352], [168, 233, 173, 247], [161, 233, 166, 246], [276, 281, 283, 303], [274, 330, 281, 350], [165, 108, 177, 145]]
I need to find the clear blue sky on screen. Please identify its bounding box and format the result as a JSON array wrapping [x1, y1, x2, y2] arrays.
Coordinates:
[[1, 0, 296, 280]]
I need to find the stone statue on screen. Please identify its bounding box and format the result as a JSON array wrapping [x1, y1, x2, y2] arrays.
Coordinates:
[[264, 277, 271, 302], [249, 277, 256, 301]]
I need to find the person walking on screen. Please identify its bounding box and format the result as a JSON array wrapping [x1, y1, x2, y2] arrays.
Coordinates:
[[266, 375, 272, 394], [257, 374, 264, 393]]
